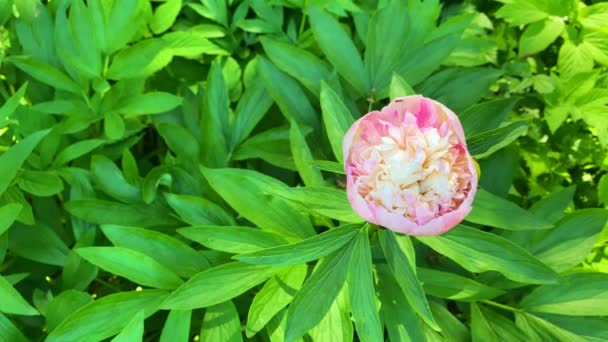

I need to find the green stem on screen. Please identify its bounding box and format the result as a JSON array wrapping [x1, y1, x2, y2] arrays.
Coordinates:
[[481, 300, 521, 312], [298, 1, 308, 38]]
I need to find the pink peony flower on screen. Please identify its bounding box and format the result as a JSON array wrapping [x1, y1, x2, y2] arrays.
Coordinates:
[[343, 95, 478, 236]]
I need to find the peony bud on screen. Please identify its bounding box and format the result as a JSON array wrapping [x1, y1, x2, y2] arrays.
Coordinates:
[[343, 95, 478, 236]]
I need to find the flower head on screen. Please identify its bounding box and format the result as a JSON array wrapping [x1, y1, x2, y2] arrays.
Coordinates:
[[343, 95, 478, 236]]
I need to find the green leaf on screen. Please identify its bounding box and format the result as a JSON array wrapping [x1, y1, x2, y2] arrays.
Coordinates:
[[0, 274, 38, 315], [76, 247, 184, 289], [459, 98, 520, 137], [290, 120, 324, 187], [7, 56, 81, 94], [307, 287, 353, 342], [520, 272, 608, 316], [46, 290, 168, 342], [416, 67, 503, 113], [379, 230, 438, 331], [466, 188, 553, 231], [496, 0, 549, 25], [273, 186, 363, 223], [470, 303, 498, 342], [111, 310, 144, 342], [201, 167, 315, 240], [529, 209, 608, 272], [519, 18, 565, 56], [179, 225, 287, 254], [246, 265, 307, 337], [429, 301, 470, 341], [257, 56, 319, 132], [164, 193, 234, 226], [107, 39, 171, 80], [389, 73, 416, 100], [468, 121, 529, 158], [320, 82, 355, 163], [104, 0, 141, 53], [579, 3, 608, 29], [0, 82, 27, 127], [0, 129, 49, 194], [8, 223, 70, 266], [557, 41, 594, 77], [0, 203, 22, 236], [160, 310, 191, 342], [116, 92, 182, 117], [45, 290, 93, 332], [53, 139, 105, 167], [17, 170, 64, 196], [150, 0, 182, 34], [101, 224, 209, 278], [515, 312, 587, 342], [201, 61, 230, 167], [65, 199, 181, 227], [234, 223, 361, 266], [90, 155, 140, 203], [200, 301, 243, 342], [471, 303, 527, 342], [104, 111, 125, 140], [599, 175, 608, 205], [308, 5, 368, 95], [536, 314, 608, 341], [0, 312, 28, 342], [376, 264, 424, 342], [232, 126, 297, 170], [230, 82, 273, 149], [161, 262, 279, 310], [308, 160, 345, 174], [418, 268, 504, 301], [156, 122, 199, 161], [285, 242, 354, 341], [260, 37, 330, 96], [417, 226, 558, 284], [348, 228, 383, 342]]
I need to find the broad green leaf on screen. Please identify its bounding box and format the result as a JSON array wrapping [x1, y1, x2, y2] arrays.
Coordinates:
[[47, 290, 168, 342], [536, 314, 608, 342], [65, 200, 182, 227], [8, 223, 70, 266], [468, 121, 529, 158], [471, 303, 527, 342], [257, 56, 319, 132], [579, 3, 608, 29], [429, 301, 470, 342], [104, 0, 141, 53], [0, 187, 34, 224], [230, 82, 273, 149], [201, 61, 230, 167], [234, 223, 361, 266], [274, 186, 363, 223], [308, 288, 353, 342], [246, 265, 307, 337], [320, 82, 355, 163], [91, 155, 140, 203], [200, 301, 242, 342], [530, 185, 576, 224], [116, 92, 182, 117], [376, 264, 424, 342], [0, 203, 22, 236], [45, 290, 93, 332], [290, 120, 324, 187], [348, 228, 383, 342], [389, 73, 416, 100], [308, 160, 345, 174], [379, 230, 438, 331], [232, 126, 297, 170], [164, 193, 234, 226], [201, 167, 315, 240], [160, 310, 191, 342], [466, 189, 553, 230], [76, 247, 184, 289], [519, 18, 565, 56], [150, 0, 182, 34], [418, 268, 504, 301], [470, 303, 498, 342], [156, 123, 199, 161], [0, 312, 28, 342], [496, 0, 549, 25], [178, 226, 287, 254], [0, 275, 38, 315], [107, 39, 171, 80], [416, 67, 502, 113], [285, 242, 354, 341], [104, 111, 125, 140], [111, 310, 144, 342], [0, 82, 27, 127], [53, 139, 105, 167], [0, 129, 49, 194], [417, 226, 558, 284], [520, 273, 608, 316], [163, 31, 227, 57], [308, 6, 368, 95], [459, 98, 520, 137], [161, 262, 279, 310], [17, 170, 63, 196], [515, 312, 587, 342], [141, 166, 173, 204], [7, 56, 81, 94], [557, 41, 594, 77], [101, 225, 209, 278], [260, 37, 330, 96], [529, 209, 608, 272]]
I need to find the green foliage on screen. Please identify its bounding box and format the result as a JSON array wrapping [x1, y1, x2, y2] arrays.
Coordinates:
[[0, 0, 607, 341]]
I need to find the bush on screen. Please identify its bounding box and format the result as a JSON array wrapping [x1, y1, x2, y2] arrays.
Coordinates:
[[1, 0, 607, 341]]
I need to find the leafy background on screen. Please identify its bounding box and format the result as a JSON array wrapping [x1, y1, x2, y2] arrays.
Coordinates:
[[1, 0, 608, 341]]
